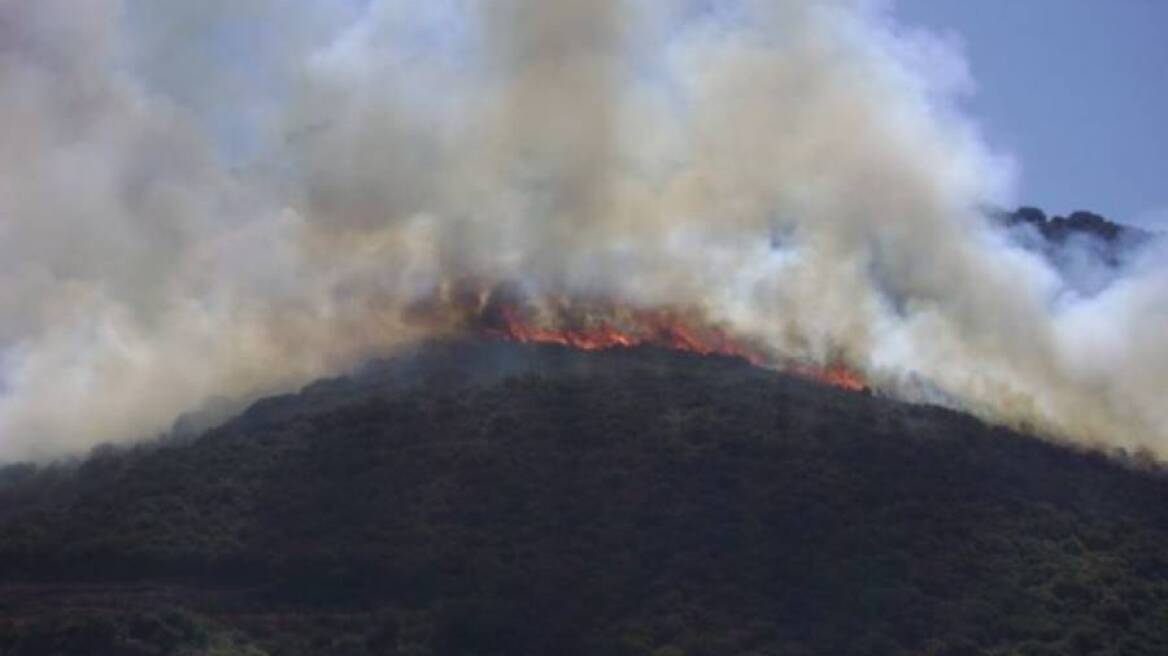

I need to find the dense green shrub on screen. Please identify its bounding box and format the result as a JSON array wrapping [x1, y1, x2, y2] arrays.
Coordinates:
[[0, 341, 1165, 655]]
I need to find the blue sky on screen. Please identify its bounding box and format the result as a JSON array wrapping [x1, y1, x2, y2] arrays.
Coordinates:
[[895, 0, 1168, 228]]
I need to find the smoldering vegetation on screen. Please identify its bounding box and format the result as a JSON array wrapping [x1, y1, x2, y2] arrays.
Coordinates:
[[0, 0, 1165, 460]]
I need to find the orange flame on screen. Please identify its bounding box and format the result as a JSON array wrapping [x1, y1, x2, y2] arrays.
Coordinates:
[[405, 281, 867, 393], [790, 363, 868, 392], [477, 300, 868, 393], [483, 303, 767, 366]]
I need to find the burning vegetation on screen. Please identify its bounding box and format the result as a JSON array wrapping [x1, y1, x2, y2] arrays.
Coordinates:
[[411, 282, 868, 393], [482, 301, 766, 365]]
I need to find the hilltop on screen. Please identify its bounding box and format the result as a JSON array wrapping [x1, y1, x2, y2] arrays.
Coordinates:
[[0, 340, 1166, 655]]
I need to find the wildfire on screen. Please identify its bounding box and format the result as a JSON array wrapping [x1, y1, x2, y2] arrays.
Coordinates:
[[483, 303, 766, 365], [468, 292, 868, 393], [791, 363, 868, 393]]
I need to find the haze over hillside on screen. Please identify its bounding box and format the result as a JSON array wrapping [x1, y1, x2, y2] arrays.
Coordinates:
[[2, 1, 1166, 461], [2, 2, 1166, 653]]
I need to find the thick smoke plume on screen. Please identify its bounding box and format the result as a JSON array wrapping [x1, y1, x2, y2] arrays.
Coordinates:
[[1, 0, 1164, 460]]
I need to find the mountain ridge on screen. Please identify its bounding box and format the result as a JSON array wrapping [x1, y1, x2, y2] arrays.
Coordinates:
[[1, 340, 1166, 655]]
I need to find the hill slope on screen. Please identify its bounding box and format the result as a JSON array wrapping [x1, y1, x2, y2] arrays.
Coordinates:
[[1, 341, 1166, 655]]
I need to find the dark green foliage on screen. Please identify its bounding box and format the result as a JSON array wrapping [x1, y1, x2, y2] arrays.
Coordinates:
[[0, 340, 1166, 655]]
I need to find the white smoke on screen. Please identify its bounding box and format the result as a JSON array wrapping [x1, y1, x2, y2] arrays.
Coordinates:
[[0, 0, 1164, 460]]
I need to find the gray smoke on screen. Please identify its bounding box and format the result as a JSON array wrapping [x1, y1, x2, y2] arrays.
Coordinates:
[[1, 0, 1165, 460]]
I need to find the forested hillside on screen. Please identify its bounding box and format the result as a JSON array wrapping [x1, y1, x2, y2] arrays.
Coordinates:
[[1, 341, 1165, 655]]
